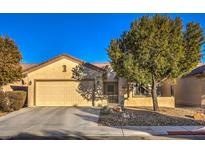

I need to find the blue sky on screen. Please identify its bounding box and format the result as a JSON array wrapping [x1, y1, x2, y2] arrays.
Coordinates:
[[0, 13, 204, 63]]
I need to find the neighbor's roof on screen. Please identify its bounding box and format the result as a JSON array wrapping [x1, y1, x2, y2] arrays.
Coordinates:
[[187, 64, 205, 76], [21, 64, 37, 71], [22, 54, 105, 74], [183, 62, 205, 78], [92, 62, 110, 69]]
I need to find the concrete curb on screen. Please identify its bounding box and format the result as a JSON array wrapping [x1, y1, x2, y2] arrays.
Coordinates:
[[168, 131, 205, 135]]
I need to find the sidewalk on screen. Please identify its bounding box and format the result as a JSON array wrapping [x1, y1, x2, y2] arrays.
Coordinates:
[[1, 125, 205, 139], [63, 125, 205, 139], [85, 125, 205, 136], [121, 126, 205, 136]]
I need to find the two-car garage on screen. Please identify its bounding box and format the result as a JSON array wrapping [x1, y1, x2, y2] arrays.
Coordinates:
[[34, 80, 95, 106]]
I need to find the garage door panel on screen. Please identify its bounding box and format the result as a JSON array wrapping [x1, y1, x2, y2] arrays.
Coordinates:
[[35, 81, 94, 106]]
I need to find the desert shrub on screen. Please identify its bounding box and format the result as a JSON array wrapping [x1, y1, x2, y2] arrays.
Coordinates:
[[6, 91, 26, 111], [0, 91, 26, 112], [0, 91, 12, 112], [101, 106, 112, 115], [0, 91, 5, 103], [73, 104, 78, 107], [97, 103, 103, 107]]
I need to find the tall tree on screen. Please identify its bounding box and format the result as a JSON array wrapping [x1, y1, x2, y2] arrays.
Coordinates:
[[107, 15, 204, 111], [0, 36, 23, 89]]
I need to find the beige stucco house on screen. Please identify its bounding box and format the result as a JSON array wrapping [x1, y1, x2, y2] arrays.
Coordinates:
[[2, 54, 175, 107], [175, 63, 205, 107]]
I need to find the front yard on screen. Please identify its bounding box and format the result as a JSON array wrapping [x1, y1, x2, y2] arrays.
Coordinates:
[[98, 107, 205, 126]]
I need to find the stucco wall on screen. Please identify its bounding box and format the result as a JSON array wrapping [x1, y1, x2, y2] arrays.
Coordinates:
[[2, 84, 14, 91], [118, 78, 128, 105], [201, 78, 205, 106], [175, 77, 202, 107], [124, 97, 175, 108], [123, 79, 175, 108], [26, 58, 106, 107], [2, 81, 24, 91], [161, 80, 172, 96]]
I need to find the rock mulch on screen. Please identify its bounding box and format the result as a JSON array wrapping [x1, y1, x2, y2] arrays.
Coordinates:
[[98, 107, 205, 126]]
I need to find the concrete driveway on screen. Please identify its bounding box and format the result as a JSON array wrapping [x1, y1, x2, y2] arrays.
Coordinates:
[[1, 107, 205, 140], [0, 107, 170, 140], [0, 107, 102, 139]]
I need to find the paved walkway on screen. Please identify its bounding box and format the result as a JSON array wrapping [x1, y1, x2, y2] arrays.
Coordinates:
[[0, 107, 205, 139]]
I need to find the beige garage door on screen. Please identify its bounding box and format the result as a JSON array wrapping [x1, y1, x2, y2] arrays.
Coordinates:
[[35, 80, 94, 106]]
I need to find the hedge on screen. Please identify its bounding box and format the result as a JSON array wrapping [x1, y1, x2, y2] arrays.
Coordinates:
[[0, 91, 27, 112]]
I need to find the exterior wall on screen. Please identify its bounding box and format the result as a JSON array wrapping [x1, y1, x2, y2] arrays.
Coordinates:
[[123, 79, 175, 108], [175, 77, 202, 107], [200, 78, 205, 106], [26, 58, 106, 107], [2, 81, 24, 91], [124, 97, 175, 108], [118, 78, 128, 105], [161, 80, 172, 96], [94, 99, 107, 107], [2, 84, 14, 91], [105, 67, 117, 81], [201, 78, 205, 106]]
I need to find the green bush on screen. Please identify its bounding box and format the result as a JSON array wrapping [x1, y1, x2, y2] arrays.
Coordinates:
[[101, 106, 111, 115], [0, 91, 26, 112]]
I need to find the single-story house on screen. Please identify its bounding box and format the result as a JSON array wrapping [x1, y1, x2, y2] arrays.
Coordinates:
[[175, 63, 205, 107], [2, 53, 175, 107]]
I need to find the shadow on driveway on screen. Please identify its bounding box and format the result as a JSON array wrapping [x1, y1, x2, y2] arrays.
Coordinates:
[[6, 130, 90, 140]]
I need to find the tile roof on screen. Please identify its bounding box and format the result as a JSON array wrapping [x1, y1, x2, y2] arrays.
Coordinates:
[[21, 62, 110, 71], [22, 62, 205, 76], [187, 64, 205, 76], [21, 54, 105, 73], [21, 64, 37, 71], [92, 63, 110, 69]]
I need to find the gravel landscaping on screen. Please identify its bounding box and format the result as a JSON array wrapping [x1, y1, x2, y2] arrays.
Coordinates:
[[98, 107, 205, 126]]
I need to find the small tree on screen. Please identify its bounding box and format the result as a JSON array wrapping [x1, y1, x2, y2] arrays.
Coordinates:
[[107, 15, 204, 111], [0, 36, 23, 89]]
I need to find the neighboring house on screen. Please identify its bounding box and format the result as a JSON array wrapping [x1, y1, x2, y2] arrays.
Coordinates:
[[2, 53, 175, 107], [175, 63, 205, 107]]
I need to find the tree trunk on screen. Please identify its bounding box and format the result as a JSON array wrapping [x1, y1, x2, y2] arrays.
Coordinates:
[[151, 76, 159, 111]]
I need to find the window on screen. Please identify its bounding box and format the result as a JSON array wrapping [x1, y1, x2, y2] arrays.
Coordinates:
[[103, 82, 118, 95], [103, 82, 118, 103], [62, 65, 67, 72], [107, 84, 114, 93], [133, 81, 176, 97]]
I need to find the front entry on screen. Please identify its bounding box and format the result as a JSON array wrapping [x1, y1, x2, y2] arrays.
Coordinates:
[[103, 82, 118, 103]]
